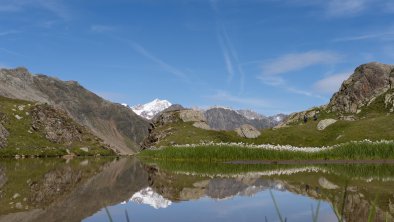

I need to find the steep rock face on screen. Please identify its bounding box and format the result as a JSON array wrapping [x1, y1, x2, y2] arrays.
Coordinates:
[[0, 68, 151, 154], [329, 62, 394, 113], [385, 91, 394, 112]]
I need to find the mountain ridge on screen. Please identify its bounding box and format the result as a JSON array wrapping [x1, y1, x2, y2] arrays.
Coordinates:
[[0, 68, 151, 154]]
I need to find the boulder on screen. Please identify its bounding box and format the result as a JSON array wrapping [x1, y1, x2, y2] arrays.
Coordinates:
[[317, 119, 337, 131], [235, 124, 261, 138], [0, 123, 9, 148], [192, 122, 211, 130]]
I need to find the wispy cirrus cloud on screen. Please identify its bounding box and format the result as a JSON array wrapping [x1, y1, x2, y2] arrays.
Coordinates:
[[333, 30, 394, 42], [0, 0, 71, 20], [208, 90, 272, 108], [0, 47, 23, 56], [261, 51, 342, 76], [129, 42, 188, 80], [325, 0, 368, 17], [288, 0, 394, 17], [258, 51, 340, 99], [313, 71, 351, 94], [0, 30, 20, 36], [90, 25, 116, 33], [212, 0, 245, 93]]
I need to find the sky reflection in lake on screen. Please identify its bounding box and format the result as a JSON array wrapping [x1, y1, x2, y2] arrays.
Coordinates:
[[85, 189, 337, 222]]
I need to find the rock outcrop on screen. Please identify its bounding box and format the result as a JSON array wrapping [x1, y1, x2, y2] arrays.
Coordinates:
[[0, 166, 6, 189], [317, 119, 337, 131], [30, 104, 87, 144], [0, 68, 151, 154], [0, 123, 9, 148], [329, 62, 394, 113], [385, 91, 394, 112], [179, 110, 206, 123], [235, 124, 261, 138]]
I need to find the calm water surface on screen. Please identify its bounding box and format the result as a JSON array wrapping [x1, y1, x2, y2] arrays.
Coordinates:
[[0, 158, 393, 222]]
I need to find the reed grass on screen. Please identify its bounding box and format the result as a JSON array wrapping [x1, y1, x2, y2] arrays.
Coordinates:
[[139, 142, 394, 162]]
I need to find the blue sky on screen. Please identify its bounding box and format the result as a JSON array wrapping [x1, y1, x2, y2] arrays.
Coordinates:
[[0, 0, 393, 115]]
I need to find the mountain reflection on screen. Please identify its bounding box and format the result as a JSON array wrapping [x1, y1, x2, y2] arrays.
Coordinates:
[[1, 158, 394, 222]]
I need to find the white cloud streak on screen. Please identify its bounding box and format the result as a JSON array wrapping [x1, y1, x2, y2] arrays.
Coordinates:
[[333, 31, 394, 42], [90, 25, 115, 33], [313, 72, 351, 94], [325, 0, 368, 17], [0, 0, 71, 20], [129, 42, 188, 79], [261, 51, 342, 76], [217, 26, 246, 93], [0, 30, 20, 36], [0, 47, 22, 56]]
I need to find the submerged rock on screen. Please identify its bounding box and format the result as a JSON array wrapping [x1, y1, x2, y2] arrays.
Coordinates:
[[318, 177, 339, 190]]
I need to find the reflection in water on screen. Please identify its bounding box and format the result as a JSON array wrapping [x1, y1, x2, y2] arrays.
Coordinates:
[[0, 158, 393, 222], [128, 187, 172, 209]]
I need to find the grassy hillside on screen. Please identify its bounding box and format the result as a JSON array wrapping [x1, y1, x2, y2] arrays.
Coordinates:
[[0, 96, 114, 157], [147, 91, 394, 148]]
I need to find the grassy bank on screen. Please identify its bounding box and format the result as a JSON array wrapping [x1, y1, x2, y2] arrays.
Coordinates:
[[0, 147, 114, 158], [139, 141, 394, 162]]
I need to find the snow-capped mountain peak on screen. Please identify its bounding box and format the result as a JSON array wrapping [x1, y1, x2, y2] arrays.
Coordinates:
[[131, 99, 172, 119]]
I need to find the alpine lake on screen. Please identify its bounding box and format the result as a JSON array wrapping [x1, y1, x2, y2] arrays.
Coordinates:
[[0, 157, 393, 222]]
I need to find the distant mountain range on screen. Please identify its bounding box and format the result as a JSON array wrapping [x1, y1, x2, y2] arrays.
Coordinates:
[[128, 99, 287, 130]]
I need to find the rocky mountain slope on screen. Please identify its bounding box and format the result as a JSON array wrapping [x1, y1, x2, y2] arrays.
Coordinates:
[[131, 99, 172, 120], [0, 68, 151, 154], [0, 96, 112, 156]]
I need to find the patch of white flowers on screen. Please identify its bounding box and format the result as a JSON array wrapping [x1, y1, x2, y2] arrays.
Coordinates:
[[166, 139, 394, 153]]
